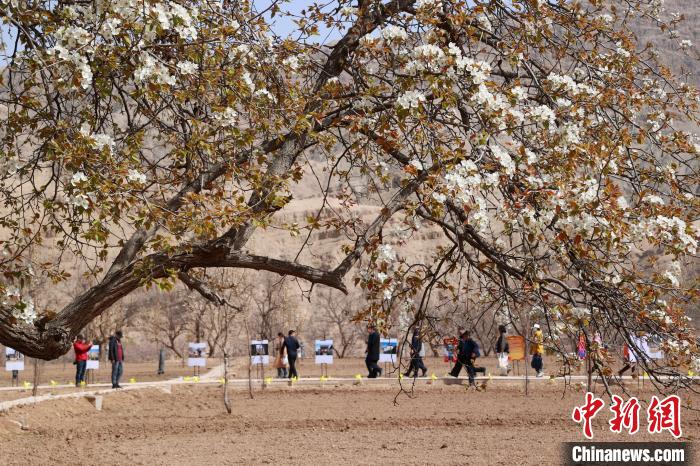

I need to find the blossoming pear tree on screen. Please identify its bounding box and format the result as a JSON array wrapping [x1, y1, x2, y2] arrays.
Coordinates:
[[0, 0, 698, 388]]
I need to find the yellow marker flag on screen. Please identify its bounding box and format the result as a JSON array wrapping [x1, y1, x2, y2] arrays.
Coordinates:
[[193, 376, 200, 383], [398, 373, 404, 380], [129, 377, 136, 384], [23, 381, 31, 389], [183, 376, 191, 382], [80, 381, 86, 386], [320, 375, 328, 382], [50, 380, 57, 386], [355, 374, 362, 380], [431, 374, 438, 380], [488, 373, 492, 380], [264, 376, 273, 384], [688, 370, 695, 377], [219, 377, 226, 384]]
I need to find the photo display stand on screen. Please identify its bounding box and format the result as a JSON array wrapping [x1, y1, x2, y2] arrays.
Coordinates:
[[315, 339, 333, 378], [379, 338, 398, 378], [187, 342, 208, 377], [250, 339, 269, 384], [86, 344, 100, 385], [5, 347, 24, 386]]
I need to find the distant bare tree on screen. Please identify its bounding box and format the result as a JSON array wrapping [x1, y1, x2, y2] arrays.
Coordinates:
[[142, 290, 191, 358], [315, 290, 363, 358], [250, 275, 291, 340], [187, 270, 253, 357]]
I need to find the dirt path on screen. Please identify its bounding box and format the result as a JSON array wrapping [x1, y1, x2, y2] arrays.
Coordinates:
[[0, 383, 696, 465]]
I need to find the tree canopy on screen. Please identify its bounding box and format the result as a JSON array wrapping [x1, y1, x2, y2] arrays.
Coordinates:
[[0, 0, 698, 387]]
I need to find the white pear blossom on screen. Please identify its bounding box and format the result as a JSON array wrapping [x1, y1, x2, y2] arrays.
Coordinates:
[[91, 133, 115, 153], [378, 244, 397, 263], [409, 44, 447, 73], [283, 56, 300, 71], [381, 25, 408, 43], [212, 107, 238, 127], [127, 169, 147, 185], [397, 90, 426, 110], [432, 192, 447, 203], [511, 86, 528, 101], [476, 14, 492, 32], [617, 196, 629, 210], [71, 171, 88, 186], [177, 60, 198, 75], [644, 194, 665, 205], [70, 194, 90, 210], [254, 89, 276, 102], [340, 6, 358, 17], [416, 0, 440, 9], [490, 145, 515, 175], [135, 52, 176, 86], [663, 271, 680, 288]]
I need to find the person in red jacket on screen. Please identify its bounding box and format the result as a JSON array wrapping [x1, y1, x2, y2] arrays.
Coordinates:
[[73, 334, 92, 387]]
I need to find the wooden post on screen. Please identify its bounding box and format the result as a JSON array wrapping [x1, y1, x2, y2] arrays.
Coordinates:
[[32, 358, 39, 397]]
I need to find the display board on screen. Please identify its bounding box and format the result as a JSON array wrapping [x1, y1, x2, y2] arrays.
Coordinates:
[[187, 342, 208, 367], [5, 347, 24, 371], [315, 339, 334, 364], [379, 338, 398, 363], [250, 340, 269, 365], [86, 345, 100, 370], [507, 336, 526, 361]]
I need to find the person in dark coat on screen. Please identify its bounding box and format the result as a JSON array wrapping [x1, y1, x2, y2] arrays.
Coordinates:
[[108, 330, 124, 389], [404, 328, 427, 377], [449, 331, 479, 386], [495, 324, 511, 375], [282, 330, 301, 379], [365, 324, 382, 378]]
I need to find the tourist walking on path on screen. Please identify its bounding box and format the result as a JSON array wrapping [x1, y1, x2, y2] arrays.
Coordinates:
[[530, 324, 545, 377], [450, 331, 480, 387], [273, 332, 288, 378], [282, 330, 301, 379], [108, 330, 125, 389], [365, 324, 382, 378], [404, 328, 427, 377], [495, 325, 510, 376], [73, 334, 92, 387]]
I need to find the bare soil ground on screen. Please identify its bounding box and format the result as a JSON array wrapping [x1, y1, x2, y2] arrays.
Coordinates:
[[0, 381, 697, 465]]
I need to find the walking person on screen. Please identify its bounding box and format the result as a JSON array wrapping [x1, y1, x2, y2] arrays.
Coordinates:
[[108, 330, 125, 389], [450, 331, 480, 387], [73, 334, 92, 387], [495, 325, 510, 376], [530, 324, 545, 377], [404, 328, 427, 377], [365, 324, 382, 378], [282, 330, 300, 379], [273, 332, 288, 378]]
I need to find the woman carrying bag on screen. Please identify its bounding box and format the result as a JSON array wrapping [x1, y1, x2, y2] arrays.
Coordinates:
[[272, 333, 288, 378]]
